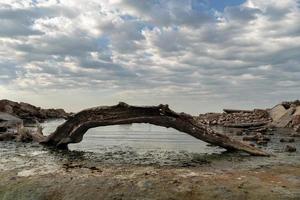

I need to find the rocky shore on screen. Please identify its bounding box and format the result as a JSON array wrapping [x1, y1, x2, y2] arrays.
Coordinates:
[[1, 99, 300, 150], [197, 109, 271, 127], [0, 132, 299, 200], [196, 101, 300, 147], [1, 99, 300, 133], [196, 100, 300, 131], [0, 99, 70, 123], [0, 99, 300, 200], [0, 100, 70, 142]]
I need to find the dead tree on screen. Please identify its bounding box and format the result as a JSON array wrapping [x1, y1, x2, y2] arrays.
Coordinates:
[[34, 102, 270, 156]]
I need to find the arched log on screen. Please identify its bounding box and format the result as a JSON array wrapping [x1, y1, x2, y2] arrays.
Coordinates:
[[40, 102, 270, 156]]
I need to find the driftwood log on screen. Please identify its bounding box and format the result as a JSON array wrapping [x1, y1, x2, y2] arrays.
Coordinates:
[[27, 102, 270, 156]]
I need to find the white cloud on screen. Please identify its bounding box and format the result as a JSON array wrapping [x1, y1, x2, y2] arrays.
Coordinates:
[[0, 0, 299, 113]]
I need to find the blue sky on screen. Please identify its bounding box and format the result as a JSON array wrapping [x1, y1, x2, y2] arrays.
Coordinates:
[[0, 0, 299, 114], [208, 0, 246, 11]]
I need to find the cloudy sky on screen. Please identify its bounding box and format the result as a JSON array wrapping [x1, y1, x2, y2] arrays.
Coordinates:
[[0, 0, 299, 114]]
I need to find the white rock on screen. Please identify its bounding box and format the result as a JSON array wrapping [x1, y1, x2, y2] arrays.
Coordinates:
[[293, 106, 300, 116], [269, 104, 287, 122], [275, 107, 295, 127]]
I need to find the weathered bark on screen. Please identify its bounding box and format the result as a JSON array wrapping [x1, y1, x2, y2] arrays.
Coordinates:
[[39, 102, 270, 156]]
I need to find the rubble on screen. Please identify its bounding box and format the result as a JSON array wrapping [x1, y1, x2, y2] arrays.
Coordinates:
[[268, 100, 300, 132], [242, 132, 270, 145], [196, 100, 300, 134], [271, 107, 295, 127], [194, 100, 300, 148], [196, 109, 271, 126]]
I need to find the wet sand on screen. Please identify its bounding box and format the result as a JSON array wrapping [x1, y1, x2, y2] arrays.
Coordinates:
[[1, 164, 300, 200], [0, 151, 299, 200]]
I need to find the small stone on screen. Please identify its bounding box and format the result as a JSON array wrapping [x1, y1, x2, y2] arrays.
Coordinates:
[[243, 136, 256, 141], [280, 138, 295, 143], [285, 145, 297, 152], [292, 115, 300, 126], [261, 136, 270, 141], [257, 140, 268, 145], [293, 125, 300, 133], [236, 131, 243, 136], [0, 127, 7, 132], [291, 133, 300, 137]]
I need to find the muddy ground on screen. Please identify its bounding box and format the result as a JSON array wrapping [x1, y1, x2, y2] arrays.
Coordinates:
[[1, 162, 300, 200], [0, 127, 299, 200]]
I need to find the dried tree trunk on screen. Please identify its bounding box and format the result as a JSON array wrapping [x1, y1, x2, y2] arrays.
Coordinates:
[[39, 102, 270, 156]]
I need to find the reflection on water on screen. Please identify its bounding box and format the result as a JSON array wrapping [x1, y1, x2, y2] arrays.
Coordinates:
[[41, 119, 224, 154]]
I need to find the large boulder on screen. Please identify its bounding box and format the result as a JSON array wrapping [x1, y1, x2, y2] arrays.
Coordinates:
[[292, 115, 300, 126], [291, 106, 300, 131], [293, 106, 300, 116], [269, 104, 288, 124], [269, 104, 287, 122], [0, 112, 23, 131], [273, 107, 295, 128], [269, 103, 300, 128], [0, 99, 69, 123]]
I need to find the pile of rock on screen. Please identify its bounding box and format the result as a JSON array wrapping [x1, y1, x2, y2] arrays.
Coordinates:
[[196, 100, 300, 134], [196, 109, 271, 127], [268, 100, 300, 132], [0, 99, 69, 123], [242, 132, 271, 145]]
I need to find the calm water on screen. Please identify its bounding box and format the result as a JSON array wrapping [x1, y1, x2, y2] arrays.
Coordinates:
[[1, 120, 299, 172], [41, 119, 224, 154]]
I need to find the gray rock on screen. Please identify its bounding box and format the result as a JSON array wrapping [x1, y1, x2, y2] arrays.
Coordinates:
[[285, 145, 297, 152], [272, 107, 295, 128], [269, 104, 287, 123], [0, 132, 15, 141], [280, 138, 295, 143], [0, 99, 69, 123], [0, 127, 7, 132], [0, 112, 23, 130]]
